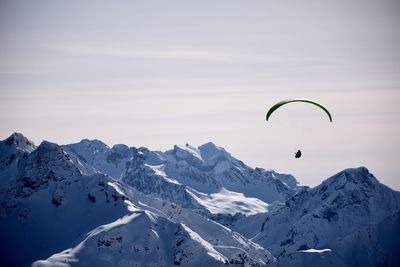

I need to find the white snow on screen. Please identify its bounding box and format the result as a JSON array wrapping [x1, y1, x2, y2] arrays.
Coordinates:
[[298, 248, 332, 253], [186, 187, 269, 215], [107, 181, 125, 195]]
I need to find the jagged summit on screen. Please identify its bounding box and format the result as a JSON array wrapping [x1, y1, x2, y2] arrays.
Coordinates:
[[198, 141, 233, 166], [76, 138, 110, 151], [199, 141, 219, 151], [172, 144, 203, 163], [320, 167, 379, 189], [37, 140, 61, 152], [79, 138, 108, 146], [2, 132, 36, 152], [1, 133, 37, 187], [5, 132, 29, 142], [169, 142, 237, 167]]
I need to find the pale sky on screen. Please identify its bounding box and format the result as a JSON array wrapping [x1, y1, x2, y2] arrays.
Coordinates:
[[1, 0, 399, 190]]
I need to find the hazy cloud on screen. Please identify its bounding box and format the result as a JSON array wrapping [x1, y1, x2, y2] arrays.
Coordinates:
[[46, 43, 259, 62]]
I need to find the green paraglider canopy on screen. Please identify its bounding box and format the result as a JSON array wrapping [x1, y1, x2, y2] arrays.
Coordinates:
[[266, 99, 332, 122]]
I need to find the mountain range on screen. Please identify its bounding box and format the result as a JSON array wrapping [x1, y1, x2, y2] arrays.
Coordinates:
[[0, 133, 399, 267]]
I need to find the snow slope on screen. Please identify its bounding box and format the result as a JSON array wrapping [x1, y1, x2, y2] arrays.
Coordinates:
[[32, 211, 229, 267], [33, 210, 274, 267], [109, 182, 276, 266], [187, 187, 270, 215], [327, 210, 400, 267], [273, 210, 400, 267]]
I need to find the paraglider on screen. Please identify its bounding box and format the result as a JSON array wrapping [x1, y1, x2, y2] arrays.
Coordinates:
[[266, 99, 332, 122], [265, 99, 332, 158]]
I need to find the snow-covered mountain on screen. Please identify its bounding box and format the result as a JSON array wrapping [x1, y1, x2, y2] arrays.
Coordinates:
[[33, 209, 274, 267], [0, 138, 129, 267], [254, 167, 400, 259], [63, 139, 133, 179], [66, 140, 300, 219], [34, 210, 234, 267], [1, 133, 399, 267], [0, 133, 276, 267]]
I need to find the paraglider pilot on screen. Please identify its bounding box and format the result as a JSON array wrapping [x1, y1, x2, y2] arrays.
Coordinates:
[[265, 99, 332, 160]]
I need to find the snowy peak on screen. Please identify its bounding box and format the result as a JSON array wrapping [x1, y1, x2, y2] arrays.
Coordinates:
[[31, 140, 84, 172], [15, 141, 94, 199], [290, 167, 390, 207], [0, 132, 36, 164], [170, 142, 239, 169], [0, 133, 36, 174], [2, 132, 36, 153], [78, 138, 110, 151], [254, 166, 400, 257], [36, 140, 62, 153], [320, 167, 379, 191], [173, 144, 203, 163], [198, 141, 235, 167], [66, 138, 110, 164], [198, 141, 220, 155], [65, 139, 135, 179], [307, 167, 395, 219]]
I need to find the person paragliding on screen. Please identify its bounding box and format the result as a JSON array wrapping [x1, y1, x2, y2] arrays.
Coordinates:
[[266, 99, 332, 158]]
